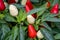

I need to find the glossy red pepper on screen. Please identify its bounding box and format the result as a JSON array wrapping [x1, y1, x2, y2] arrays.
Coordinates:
[[8, 0, 16, 4], [25, 0, 37, 18], [0, 0, 5, 11], [28, 24, 36, 38], [50, 3, 59, 14]]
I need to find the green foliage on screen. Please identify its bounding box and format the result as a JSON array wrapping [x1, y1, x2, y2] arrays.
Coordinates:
[[0, 23, 10, 40], [19, 25, 25, 40], [3, 26, 18, 40], [4, 14, 16, 22], [40, 28, 55, 40], [54, 33, 60, 39], [0, 0, 60, 40], [28, 2, 47, 15], [16, 9, 27, 23], [41, 22, 52, 31]]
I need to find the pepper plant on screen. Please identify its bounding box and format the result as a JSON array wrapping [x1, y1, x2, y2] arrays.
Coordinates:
[[0, 0, 60, 40]]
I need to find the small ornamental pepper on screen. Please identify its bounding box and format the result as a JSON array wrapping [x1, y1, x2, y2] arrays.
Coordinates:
[[21, 0, 27, 6], [37, 30, 44, 39], [8, 0, 18, 4], [26, 0, 33, 12], [0, 0, 5, 11], [9, 5, 18, 17], [25, 0, 37, 24], [27, 15, 35, 24], [25, 0, 37, 18], [47, 2, 50, 8], [50, 3, 59, 14], [4, 2, 8, 8], [28, 24, 37, 38]]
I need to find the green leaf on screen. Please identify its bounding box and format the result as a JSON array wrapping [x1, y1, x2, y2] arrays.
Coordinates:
[[42, 22, 52, 31], [42, 13, 60, 22], [28, 2, 47, 15], [0, 14, 5, 19], [19, 25, 25, 40], [48, 0, 53, 3], [14, 4, 24, 9], [4, 14, 16, 22], [0, 20, 6, 23], [0, 23, 10, 40], [41, 13, 50, 20], [54, 22, 60, 29], [37, 9, 46, 17], [54, 33, 60, 39], [16, 9, 27, 23], [12, 26, 18, 40], [58, 0, 60, 4], [31, 0, 39, 3], [36, 19, 41, 25], [26, 38, 31, 40], [52, 0, 59, 6], [4, 26, 18, 40], [52, 28, 60, 34], [22, 26, 27, 31], [41, 13, 57, 20], [34, 24, 38, 30], [44, 17, 60, 22], [48, 14, 58, 17], [40, 28, 55, 40]]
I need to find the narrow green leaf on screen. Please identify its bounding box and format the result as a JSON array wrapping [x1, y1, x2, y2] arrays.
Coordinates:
[[0, 24, 10, 40], [41, 13, 49, 20], [36, 19, 41, 25], [54, 22, 60, 29], [26, 38, 33, 40], [37, 9, 46, 17], [22, 26, 27, 31], [42, 22, 52, 31], [54, 33, 60, 39], [48, 0, 53, 3], [12, 26, 18, 40], [40, 28, 55, 40], [5, 14, 16, 22], [19, 25, 25, 40], [14, 4, 24, 9], [31, 0, 39, 3], [4, 26, 18, 40], [58, 0, 60, 4], [44, 17, 60, 22], [0, 14, 5, 19], [42, 13, 57, 20], [49, 14, 58, 17], [52, 27, 60, 34], [28, 2, 47, 15], [52, 0, 59, 6], [0, 20, 6, 23], [34, 24, 38, 30], [16, 9, 27, 23]]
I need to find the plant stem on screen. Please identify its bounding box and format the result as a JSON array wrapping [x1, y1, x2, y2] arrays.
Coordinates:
[[34, 38, 37, 40], [38, 38, 41, 40]]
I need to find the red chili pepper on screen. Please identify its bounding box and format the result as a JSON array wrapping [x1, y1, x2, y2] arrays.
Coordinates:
[[25, 0, 37, 18], [47, 2, 50, 8], [0, 0, 5, 11], [28, 24, 36, 38], [32, 14, 37, 18], [26, 0, 33, 11], [8, 0, 16, 4], [50, 3, 59, 14]]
